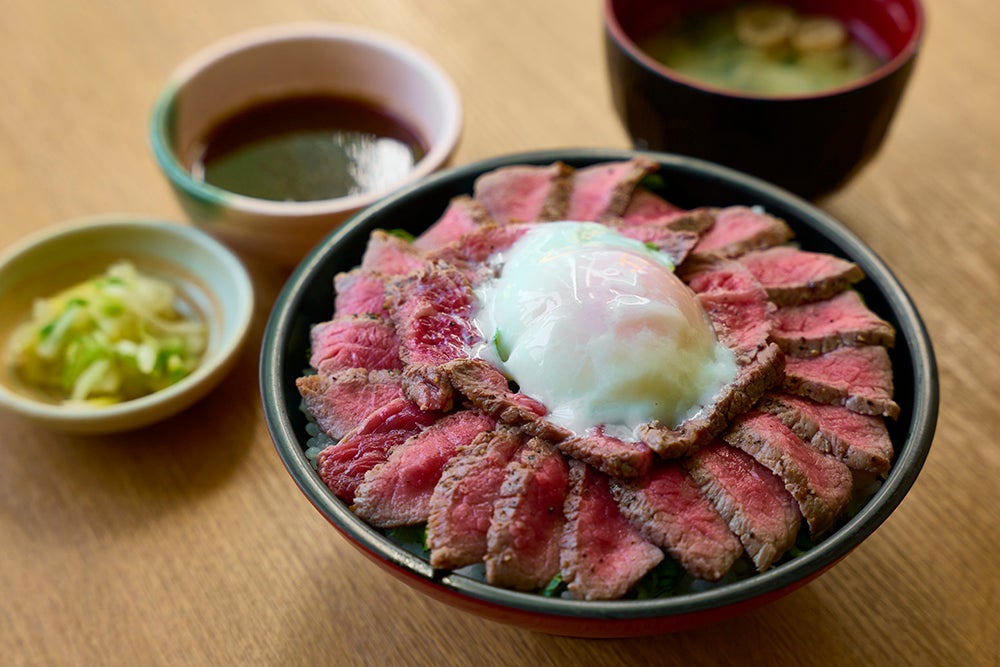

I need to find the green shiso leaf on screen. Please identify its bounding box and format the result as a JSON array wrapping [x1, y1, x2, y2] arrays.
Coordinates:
[[639, 173, 666, 191], [385, 228, 415, 242], [541, 573, 565, 597], [493, 329, 511, 363], [629, 557, 685, 600]]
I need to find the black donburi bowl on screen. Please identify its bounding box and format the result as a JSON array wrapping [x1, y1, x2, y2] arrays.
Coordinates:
[[261, 148, 937, 637]]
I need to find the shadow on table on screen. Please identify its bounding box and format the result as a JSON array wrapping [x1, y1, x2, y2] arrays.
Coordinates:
[[5, 332, 263, 542]]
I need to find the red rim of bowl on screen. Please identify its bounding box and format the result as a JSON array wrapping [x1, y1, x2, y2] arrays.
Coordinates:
[[603, 0, 926, 101]]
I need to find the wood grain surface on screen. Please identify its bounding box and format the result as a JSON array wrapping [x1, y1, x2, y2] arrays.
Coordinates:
[[1, 1, 997, 665]]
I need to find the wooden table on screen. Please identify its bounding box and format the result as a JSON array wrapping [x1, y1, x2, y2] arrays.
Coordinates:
[[2, 1, 997, 665]]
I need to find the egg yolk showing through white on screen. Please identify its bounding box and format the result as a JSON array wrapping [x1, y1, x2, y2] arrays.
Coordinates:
[[471, 221, 736, 438]]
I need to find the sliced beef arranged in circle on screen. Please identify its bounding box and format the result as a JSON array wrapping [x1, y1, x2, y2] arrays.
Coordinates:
[[332, 269, 390, 319], [770, 290, 896, 357], [565, 157, 657, 222], [485, 438, 570, 591], [560, 460, 664, 600], [684, 440, 801, 572], [638, 341, 785, 458], [388, 264, 478, 367], [473, 161, 574, 224], [316, 398, 442, 503], [605, 220, 701, 267], [427, 222, 535, 271], [689, 206, 794, 260], [616, 187, 716, 237], [760, 393, 894, 477], [640, 258, 785, 458], [443, 358, 570, 443], [737, 245, 865, 306], [353, 409, 497, 528], [611, 460, 743, 581], [296, 368, 405, 440], [685, 258, 775, 364], [308, 316, 402, 374], [413, 195, 494, 252], [617, 186, 682, 225], [296, 158, 899, 599], [360, 229, 429, 276], [659, 207, 717, 235], [783, 345, 900, 419], [723, 411, 854, 536], [427, 427, 526, 570], [558, 426, 654, 478], [387, 264, 480, 411]]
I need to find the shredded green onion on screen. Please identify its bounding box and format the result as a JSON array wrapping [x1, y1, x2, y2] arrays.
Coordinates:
[[6, 261, 207, 405]]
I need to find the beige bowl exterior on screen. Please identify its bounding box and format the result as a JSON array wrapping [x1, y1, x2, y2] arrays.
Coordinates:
[[0, 217, 253, 433]]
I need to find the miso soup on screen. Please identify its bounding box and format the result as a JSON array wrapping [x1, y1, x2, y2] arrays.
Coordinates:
[[639, 4, 883, 96]]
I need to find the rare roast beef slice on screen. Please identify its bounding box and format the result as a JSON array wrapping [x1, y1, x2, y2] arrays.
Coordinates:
[[558, 426, 653, 478], [684, 440, 801, 572], [443, 358, 571, 443], [737, 245, 865, 306], [617, 193, 717, 236], [388, 264, 478, 368], [770, 290, 896, 357], [427, 426, 525, 569], [640, 258, 782, 457], [640, 342, 785, 458], [660, 208, 717, 235], [353, 409, 497, 527], [359, 229, 429, 276], [473, 162, 574, 224], [682, 255, 768, 296], [427, 222, 535, 270], [682, 258, 775, 364], [399, 363, 455, 413], [697, 290, 774, 365], [783, 345, 900, 419], [696, 285, 775, 365], [760, 393, 894, 477], [333, 270, 390, 319], [724, 411, 854, 536], [565, 158, 657, 222], [560, 460, 664, 600], [296, 368, 405, 440], [618, 186, 682, 224], [485, 438, 570, 590], [605, 221, 701, 267], [308, 315, 402, 374], [690, 207, 794, 260], [413, 195, 495, 252], [316, 397, 440, 503], [611, 460, 743, 581], [385, 250, 477, 411]]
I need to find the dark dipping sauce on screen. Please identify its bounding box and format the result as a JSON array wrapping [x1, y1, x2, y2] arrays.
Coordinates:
[[190, 94, 427, 202]]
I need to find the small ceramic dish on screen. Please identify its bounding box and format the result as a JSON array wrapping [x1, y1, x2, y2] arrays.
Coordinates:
[[261, 149, 938, 636], [150, 22, 463, 266], [0, 216, 253, 434]]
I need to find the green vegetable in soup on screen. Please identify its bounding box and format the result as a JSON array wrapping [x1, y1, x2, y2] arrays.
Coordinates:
[[7, 261, 207, 405], [639, 3, 882, 96]]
